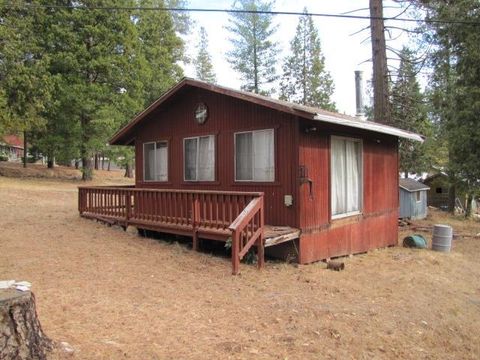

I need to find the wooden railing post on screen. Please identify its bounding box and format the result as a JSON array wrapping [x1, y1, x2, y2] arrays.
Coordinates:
[[125, 191, 131, 223], [232, 231, 240, 275], [192, 196, 200, 251]]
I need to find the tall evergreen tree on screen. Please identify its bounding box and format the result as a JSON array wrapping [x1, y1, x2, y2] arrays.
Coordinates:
[[391, 47, 432, 177], [0, 2, 53, 167], [416, 0, 480, 215], [42, 0, 141, 180], [226, 0, 278, 94], [195, 27, 216, 83], [135, 0, 184, 104], [279, 8, 335, 110]]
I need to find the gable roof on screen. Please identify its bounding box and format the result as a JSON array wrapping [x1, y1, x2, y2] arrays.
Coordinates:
[[1, 135, 24, 149], [399, 178, 430, 192], [110, 78, 425, 145]]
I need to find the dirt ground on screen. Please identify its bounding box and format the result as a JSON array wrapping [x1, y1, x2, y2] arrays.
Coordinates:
[[0, 169, 479, 359]]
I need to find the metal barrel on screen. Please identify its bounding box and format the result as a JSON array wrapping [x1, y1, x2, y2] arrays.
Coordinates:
[[432, 224, 453, 252]]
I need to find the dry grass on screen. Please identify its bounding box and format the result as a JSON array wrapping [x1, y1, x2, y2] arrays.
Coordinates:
[[0, 174, 479, 359]]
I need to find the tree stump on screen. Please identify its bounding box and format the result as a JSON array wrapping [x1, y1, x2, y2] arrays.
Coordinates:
[[0, 289, 52, 360]]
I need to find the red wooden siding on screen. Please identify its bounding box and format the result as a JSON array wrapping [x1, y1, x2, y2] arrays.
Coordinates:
[[132, 87, 298, 227], [298, 120, 399, 263]]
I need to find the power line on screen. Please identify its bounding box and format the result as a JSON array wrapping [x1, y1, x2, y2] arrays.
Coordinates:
[[1, 3, 479, 26]]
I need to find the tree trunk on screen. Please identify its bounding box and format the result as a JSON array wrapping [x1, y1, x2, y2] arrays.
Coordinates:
[[74, 160, 80, 170], [94, 153, 99, 170], [124, 162, 133, 178], [101, 154, 105, 170], [448, 179, 456, 213], [0, 289, 52, 359], [370, 0, 391, 124], [23, 131, 28, 168], [80, 114, 93, 181], [465, 193, 473, 218], [82, 157, 93, 181], [107, 159, 111, 171], [47, 157, 54, 169]]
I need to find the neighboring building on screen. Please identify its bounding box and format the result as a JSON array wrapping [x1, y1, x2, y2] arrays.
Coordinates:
[[399, 178, 430, 220], [78, 78, 423, 271], [0, 135, 24, 161], [424, 173, 450, 210]]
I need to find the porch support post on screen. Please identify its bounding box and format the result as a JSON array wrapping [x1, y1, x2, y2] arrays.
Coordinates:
[[257, 195, 265, 269]]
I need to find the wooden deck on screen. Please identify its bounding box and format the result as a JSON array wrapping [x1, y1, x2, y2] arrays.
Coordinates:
[[78, 186, 299, 274]]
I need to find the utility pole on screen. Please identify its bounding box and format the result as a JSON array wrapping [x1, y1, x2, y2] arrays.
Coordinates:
[[369, 0, 391, 124]]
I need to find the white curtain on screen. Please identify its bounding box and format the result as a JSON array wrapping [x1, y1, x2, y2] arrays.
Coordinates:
[[155, 142, 168, 181], [331, 138, 361, 216], [331, 138, 346, 215], [235, 132, 253, 180], [253, 129, 274, 181], [198, 135, 214, 181], [346, 141, 361, 212], [184, 138, 197, 181], [144, 143, 155, 181]]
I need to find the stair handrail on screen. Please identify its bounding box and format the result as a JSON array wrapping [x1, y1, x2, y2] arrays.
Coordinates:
[[229, 194, 265, 275]]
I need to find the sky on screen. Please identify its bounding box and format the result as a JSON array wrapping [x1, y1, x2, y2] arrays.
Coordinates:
[[181, 0, 418, 116]]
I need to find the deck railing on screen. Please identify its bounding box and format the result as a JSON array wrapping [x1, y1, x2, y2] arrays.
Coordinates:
[[78, 186, 264, 274]]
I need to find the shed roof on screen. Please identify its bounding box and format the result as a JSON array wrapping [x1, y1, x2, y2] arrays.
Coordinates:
[[399, 178, 430, 192], [110, 78, 425, 145]]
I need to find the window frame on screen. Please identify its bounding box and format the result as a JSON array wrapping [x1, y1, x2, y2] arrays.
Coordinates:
[[330, 135, 364, 220], [143, 140, 169, 183], [183, 134, 216, 182], [234, 128, 275, 183], [415, 191, 421, 203]]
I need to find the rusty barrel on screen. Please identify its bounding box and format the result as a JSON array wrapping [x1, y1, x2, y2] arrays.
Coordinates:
[[432, 224, 453, 252]]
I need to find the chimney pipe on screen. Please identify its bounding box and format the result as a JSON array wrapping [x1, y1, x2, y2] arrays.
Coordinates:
[[355, 70, 364, 119]]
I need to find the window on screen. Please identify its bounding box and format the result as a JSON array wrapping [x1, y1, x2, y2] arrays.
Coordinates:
[[331, 136, 362, 218], [235, 129, 274, 182], [415, 191, 421, 202], [143, 141, 168, 182], [184, 135, 215, 181]]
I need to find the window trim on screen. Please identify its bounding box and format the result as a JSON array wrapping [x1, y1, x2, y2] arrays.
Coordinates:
[[143, 140, 169, 183], [330, 135, 363, 220], [234, 128, 275, 183], [183, 134, 216, 182]]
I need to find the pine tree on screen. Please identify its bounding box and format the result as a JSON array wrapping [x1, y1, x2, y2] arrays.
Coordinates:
[[417, 0, 480, 215], [135, 0, 184, 104], [226, 0, 278, 94], [195, 27, 216, 83], [391, 47, 432, 177], [0, 2, 53, 167], [280, 8, 335, 110]]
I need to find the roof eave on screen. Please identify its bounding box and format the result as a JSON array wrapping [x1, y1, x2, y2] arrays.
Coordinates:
[[313, 113, 425, 142]]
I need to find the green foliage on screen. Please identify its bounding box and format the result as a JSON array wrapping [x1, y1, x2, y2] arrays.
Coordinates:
[[280, 8, 335, 110], [0, 0, 186, 179], [195, 27, 216, 83], [0, 2, 53, 137], [418, 0, 480, 205], [391, 47, 433, 176], [226, 0, 278, 94], [135, 0, 185, 104]]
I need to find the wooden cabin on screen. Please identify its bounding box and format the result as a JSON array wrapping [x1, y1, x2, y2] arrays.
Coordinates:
[[0, 135, 24, 161], [78, 78, 423, 273], [399, 178, 429, 220], [424, 173, 450, 210]]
